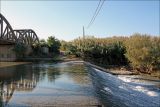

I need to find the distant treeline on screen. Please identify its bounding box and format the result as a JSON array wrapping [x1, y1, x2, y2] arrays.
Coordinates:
[[13, 36, 61, 58], [60, 33, 160, 73]]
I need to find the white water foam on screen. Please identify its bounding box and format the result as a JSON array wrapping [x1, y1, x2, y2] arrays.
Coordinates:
[[133, 86, 158, 97]]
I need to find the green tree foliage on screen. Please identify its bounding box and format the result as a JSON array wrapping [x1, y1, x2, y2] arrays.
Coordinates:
[[62, 36, 127, 65], [61, 34, 160, 73], [47, 36, 61, 54], [39, 39, 48, 47], [60, 41, 80, 56], [32, 43, 41, 55], [83, 41, 127, 65], [67, 43, 77, 54], [31, 39, 48, 56], [60, 40, 69, 51]]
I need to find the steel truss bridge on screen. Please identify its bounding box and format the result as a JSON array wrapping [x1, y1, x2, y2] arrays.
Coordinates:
[[0, 13, 39, 45]]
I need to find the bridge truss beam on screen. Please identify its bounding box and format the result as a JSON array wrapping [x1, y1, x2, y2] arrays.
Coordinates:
[[0, 13, 39, 45]]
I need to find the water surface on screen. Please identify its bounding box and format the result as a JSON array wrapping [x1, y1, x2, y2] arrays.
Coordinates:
[[0, 61, 101, 107], [0, 61, 160, 107]]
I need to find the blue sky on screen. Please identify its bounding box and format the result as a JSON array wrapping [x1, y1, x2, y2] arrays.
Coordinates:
[[1, 0, 159, 41]]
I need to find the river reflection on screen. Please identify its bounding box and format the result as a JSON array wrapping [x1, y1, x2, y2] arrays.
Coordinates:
[[0, 62, 102, 107], [1, 61, 159, 107], [0, 64, 38, 106]]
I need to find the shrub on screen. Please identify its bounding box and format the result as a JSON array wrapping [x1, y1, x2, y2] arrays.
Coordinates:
[[125, 33, 160, 72]]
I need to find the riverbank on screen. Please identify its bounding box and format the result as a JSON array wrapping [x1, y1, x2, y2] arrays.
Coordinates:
[[84, 62, 138, 75], [60, 55, 159, 78], [58, 55, 138, 75], [1, 56, 159, 78], [62, 56, 82, 62], [84, 61, 160, 78], [0, 62, 30, 68]]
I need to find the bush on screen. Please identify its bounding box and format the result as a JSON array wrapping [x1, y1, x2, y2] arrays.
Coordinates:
[[125, 33, 160, 72], [47, 36, 61, 54], [60, 34, 160, 73]]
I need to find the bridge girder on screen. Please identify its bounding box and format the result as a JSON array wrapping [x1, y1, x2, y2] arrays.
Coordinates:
[[13, 29, 39, 45], [0, 13, 17, 43], [0, 13, 39, 45]]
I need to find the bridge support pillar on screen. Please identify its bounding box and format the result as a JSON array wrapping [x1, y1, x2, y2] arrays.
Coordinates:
[[0, 45, 16, 61]]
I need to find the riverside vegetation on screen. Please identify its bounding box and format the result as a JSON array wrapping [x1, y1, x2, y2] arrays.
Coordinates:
[[13, 36, 61, 59], [60, 33, 160, 76], [12, 33, 160, 77]]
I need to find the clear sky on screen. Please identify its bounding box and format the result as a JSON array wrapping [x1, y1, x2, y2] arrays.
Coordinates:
[[1, 0, 159, 41]]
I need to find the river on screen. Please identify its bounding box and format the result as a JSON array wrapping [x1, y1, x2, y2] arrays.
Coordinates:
[[0, 61, 159, 107]]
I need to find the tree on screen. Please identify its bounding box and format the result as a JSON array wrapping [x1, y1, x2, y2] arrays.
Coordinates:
[[60, 40, 68, 51], [39, 39, 48, 47], [47, 36, 61, 54]]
